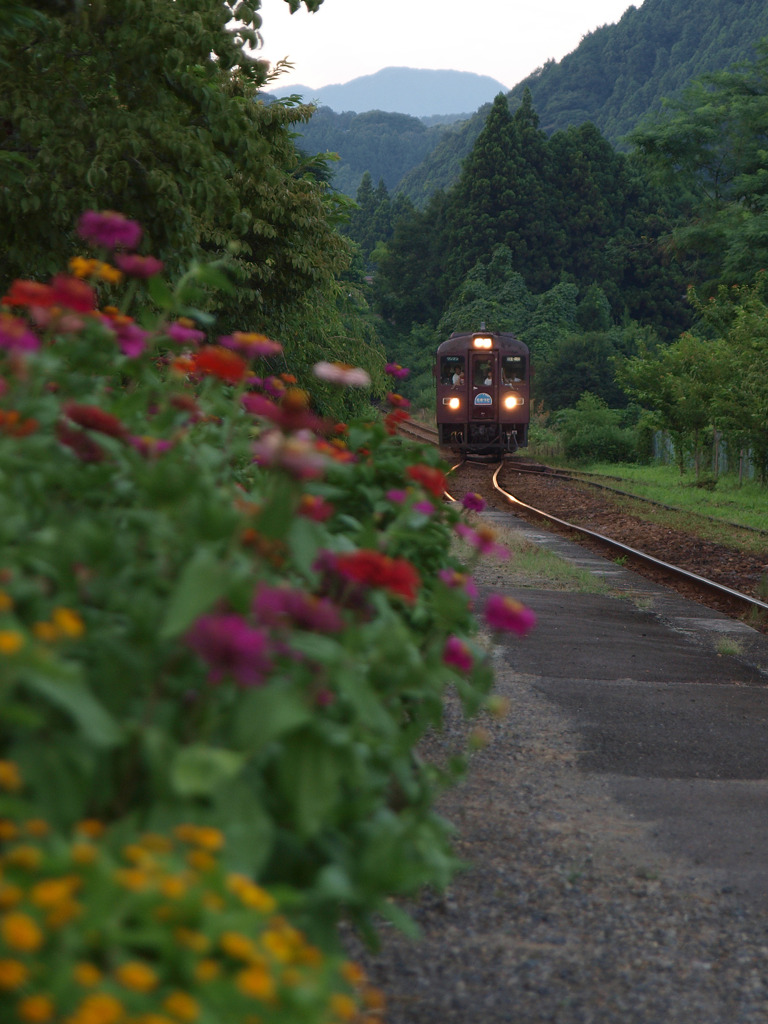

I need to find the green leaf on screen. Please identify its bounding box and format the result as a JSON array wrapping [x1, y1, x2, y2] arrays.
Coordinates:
[[170, 744, 246, 798], [21, 665, 121, 748], [147, 275, 175, 310], [160, 548, 229, 639], [234, 685, 312, 751], [277, 730, 342, 838]]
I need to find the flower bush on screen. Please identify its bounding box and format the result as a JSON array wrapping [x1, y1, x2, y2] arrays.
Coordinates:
[[0, 810, 381, 1024], [0, 212, 534, 1012]]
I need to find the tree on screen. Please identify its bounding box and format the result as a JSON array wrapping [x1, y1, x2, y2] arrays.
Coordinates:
[[0, 1, 343, 309], [629, 40, 768, 285]]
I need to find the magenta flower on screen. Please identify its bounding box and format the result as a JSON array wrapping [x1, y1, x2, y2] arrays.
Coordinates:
[[186, 614, 272, 687], [443, 636, 474, 672], [386, 489, 408, 504], [484, 594, 536, 636], [0, 312, 40, 351], [252, 429, 327, 480], [454, 522, 509, 560], [114, 253, 164, 278], [114, 321, 150, 358], [462, 492, 486, 513], [253, 584, 344, 634], [385, 363, 410, 379], [77, 210, 142, 250], [165, 320, 206, 345], [437, 568, 478, 599]]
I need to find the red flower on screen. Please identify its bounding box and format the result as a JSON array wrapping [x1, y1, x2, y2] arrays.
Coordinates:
[[194, 345, 248, 384], [484, 594, 536, 636], [56, 421, 106, 462], [406, 464, 446, 498], [49, 274, 96, 313], [383, 409, 409, 435], [2, 280, 57, 309], [334, 550, 421, 603], [63, 403, 127, 440]]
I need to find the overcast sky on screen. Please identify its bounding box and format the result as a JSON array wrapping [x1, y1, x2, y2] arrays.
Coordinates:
[[256, 0, 644, 90]]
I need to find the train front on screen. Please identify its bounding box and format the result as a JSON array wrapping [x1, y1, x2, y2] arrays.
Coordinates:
[[435, 329, 530, 455]]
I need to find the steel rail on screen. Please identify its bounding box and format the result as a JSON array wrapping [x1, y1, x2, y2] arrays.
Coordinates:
[[491, 463, 768, 619]]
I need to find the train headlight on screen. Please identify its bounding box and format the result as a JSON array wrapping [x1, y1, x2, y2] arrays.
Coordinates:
[[448, 397, 461, 410], [503, 395, 518, 409], [472, 336, 493, 349]]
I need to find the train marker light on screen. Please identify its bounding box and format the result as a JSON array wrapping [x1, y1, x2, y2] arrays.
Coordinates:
[[504, 395, 518, 409], [448, 397, 461, 410], [472, 336, 493, 349]]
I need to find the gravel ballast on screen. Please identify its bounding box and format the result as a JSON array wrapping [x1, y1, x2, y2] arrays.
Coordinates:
[[346, 526, 768, 1024]]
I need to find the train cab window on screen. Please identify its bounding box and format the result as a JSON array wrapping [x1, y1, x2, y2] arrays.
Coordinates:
[[501, 355, 526, 383], [440, 355, 465, 386], [474, 361, 493, 387]]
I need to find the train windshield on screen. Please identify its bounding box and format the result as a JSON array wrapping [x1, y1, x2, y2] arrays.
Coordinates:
[[440, 355, 465, 386], [501, 354, 526, 383]]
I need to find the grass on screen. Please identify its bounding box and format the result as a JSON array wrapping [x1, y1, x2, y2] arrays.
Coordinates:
[[541, 461, 768, 553], [480, 522, 611, 594]]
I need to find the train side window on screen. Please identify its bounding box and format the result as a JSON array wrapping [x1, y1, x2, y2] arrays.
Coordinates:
[[441, 355, 464, 386], [501, 355, 526, 383]]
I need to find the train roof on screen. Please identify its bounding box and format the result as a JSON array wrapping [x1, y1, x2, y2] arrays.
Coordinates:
[[436, 330, 528, 355]]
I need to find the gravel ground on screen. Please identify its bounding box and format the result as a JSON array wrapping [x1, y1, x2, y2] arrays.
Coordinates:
[[345, 559, 768, 1023]]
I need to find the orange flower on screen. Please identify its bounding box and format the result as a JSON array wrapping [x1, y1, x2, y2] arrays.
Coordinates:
[[1, 911, 44, 952]]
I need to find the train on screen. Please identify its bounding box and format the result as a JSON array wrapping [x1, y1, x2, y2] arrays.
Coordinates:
[[435, 327, 530, 455]]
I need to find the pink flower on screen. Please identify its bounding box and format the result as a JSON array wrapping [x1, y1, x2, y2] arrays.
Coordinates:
[[0, 312, 39, 351], [484, 594, 536, 636], [219, 332, 283, 358], [186, 614, 272, 687], [313, 361, 370, 387], [462, 492, 486, 512], [77, 210, 142, 250], [443, 636, 474, 672], [128, 435, 173, 458], [385, 363, 409, 379], [165, 320, 206, 345], [114, 253, 164, 278], [455, 522, 509, 560], [252, 430, 328, 480]]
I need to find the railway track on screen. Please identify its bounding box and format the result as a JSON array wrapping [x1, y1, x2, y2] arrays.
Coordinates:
[[397, 421, 768, 627]]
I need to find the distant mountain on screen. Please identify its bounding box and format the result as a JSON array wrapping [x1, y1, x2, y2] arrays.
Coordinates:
[[264, 66, 509, 118], [398, 0, 768, 205]]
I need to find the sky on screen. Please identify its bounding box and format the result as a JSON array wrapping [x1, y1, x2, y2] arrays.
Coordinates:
[[256, 0, 644, 91]]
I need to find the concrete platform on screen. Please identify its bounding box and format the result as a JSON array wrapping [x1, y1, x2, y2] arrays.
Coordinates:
[[482, 511, 768, 907]]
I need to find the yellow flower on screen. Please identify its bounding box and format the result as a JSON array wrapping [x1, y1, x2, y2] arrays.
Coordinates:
[[114, 961, 159, 993], [0, 820, 19, 841], [235, 966, 276, 1002], [68, 256, 99, 279], [0, 958, 28, 990], [0, 761, 22, 792], [0, 911, 44, 952], [185, 849, 215, 873], [226, 875, 276, 914], [73, 962, 102, 987], [329, 993, 359, 1021], [23, 819, 50, 838], [0, 884, 22, 910], [158, 876, 187, 900], [30, 876, 80, 909], [51, 607, 85, 639], [3, 845, 42, 870], [162, 991, 200, 1022], [188, 826, 224, 852], [0, 590, 13, 612], [95, 262, 123, 285], [340, 961, 367, 986], [69, 992, 124, 1024], [71, 843, 98, 867], [17, 993, 55, 1022], [192, 959, 220, 983], [0, 630, 24, 654], [173, 929, 209, 954], [32, 622, 58, 643], [219, 931, 257, 962], [74, 820, 105, 839]]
